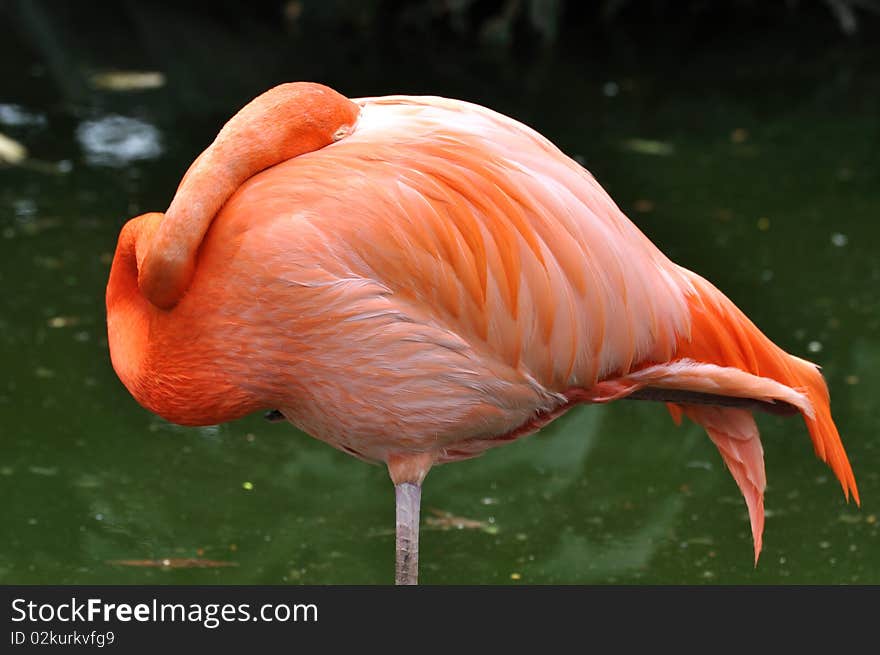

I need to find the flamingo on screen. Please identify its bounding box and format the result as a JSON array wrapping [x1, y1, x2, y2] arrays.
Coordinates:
[[106, 82, 859, 585]]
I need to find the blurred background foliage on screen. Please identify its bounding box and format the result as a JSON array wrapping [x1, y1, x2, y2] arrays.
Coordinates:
[[5, 0, 880, 114]]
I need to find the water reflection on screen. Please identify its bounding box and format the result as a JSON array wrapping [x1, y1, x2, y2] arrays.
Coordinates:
[[540, 497, 682, 583], [0, 104, 47, 128], [76, 115, 162, 167]]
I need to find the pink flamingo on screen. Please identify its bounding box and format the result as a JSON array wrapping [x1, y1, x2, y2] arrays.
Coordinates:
[[106, 82, 859, 584]]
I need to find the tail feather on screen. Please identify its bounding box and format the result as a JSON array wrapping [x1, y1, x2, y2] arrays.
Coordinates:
[[675, 270, 859, 505], [683, 406, 766, 563], [588, 270, 859, 561]]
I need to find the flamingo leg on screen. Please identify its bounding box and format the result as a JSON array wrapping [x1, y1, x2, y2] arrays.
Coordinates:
[[394, 482, 422, 585]]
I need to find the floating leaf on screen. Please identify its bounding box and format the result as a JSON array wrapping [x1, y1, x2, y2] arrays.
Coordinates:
[[28, 466, 58, 476], [107, 558, 238, 569], [621, 138, 674, 156], [73, 474, 102, 489], [426, 508, 499, 534], [0, 132, 27, 164], [89, 71, 165, 91], [47, 316, 80, 328]]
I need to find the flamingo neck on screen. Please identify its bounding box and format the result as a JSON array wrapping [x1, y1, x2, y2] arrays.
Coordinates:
[[138, 82, 360, 310], [106, 213, 262, 426], [106, 213, 159, 403]]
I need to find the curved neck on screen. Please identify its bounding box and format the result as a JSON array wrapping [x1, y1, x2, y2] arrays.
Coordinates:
[[138, 82, 360, 309], [106, 213, 261, 426], [106, 213, 161, 397]]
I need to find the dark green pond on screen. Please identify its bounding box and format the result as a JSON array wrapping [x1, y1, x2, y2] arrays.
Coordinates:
[[2, 6, 878, 584]]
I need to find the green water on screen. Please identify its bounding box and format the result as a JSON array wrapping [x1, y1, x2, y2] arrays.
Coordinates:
[[2, 10, 878, 584]]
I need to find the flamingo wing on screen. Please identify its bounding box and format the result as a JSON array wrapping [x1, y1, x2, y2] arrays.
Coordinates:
[[238, 95, 693, 388], [191, 91, 857, 558]]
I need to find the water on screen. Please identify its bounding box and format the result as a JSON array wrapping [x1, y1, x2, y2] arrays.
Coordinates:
[[2, 7, 878, 584]]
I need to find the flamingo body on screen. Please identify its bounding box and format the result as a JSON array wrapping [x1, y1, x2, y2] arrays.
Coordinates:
[[107, 83, 858, 572]]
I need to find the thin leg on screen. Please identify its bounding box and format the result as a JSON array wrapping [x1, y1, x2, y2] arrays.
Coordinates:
[[395, 482, 422, 585]]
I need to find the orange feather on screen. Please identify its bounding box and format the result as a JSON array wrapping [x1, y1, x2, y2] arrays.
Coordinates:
[[106, 82, 858, 566]]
